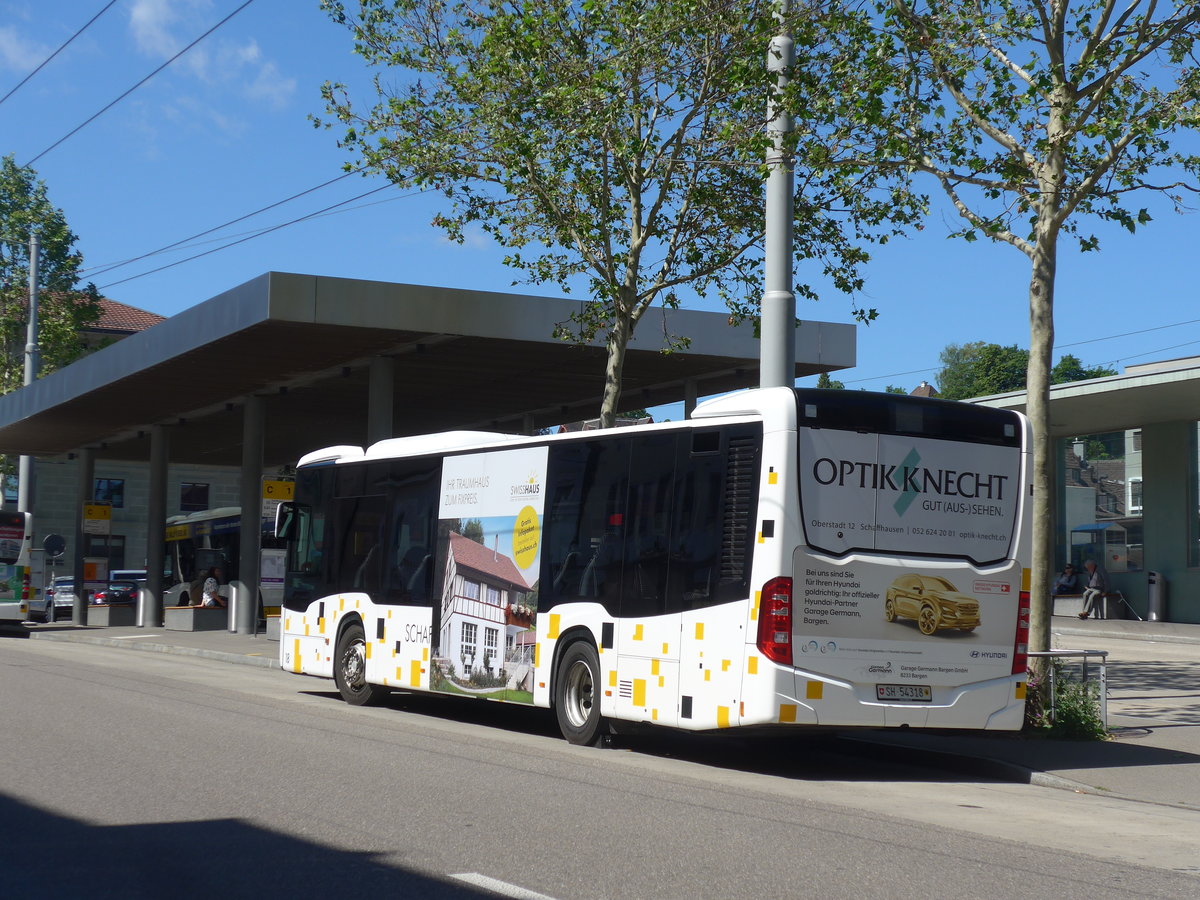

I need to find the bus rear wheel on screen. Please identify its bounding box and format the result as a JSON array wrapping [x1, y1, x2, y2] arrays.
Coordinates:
[[334, 622, 386, 706], [555, 641, 605, 746]]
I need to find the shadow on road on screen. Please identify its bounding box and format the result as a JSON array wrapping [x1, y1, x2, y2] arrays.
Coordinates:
[[0, 792, 508, 899]]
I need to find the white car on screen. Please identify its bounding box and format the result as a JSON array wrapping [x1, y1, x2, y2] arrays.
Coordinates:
[[28, 576, 77, 623]]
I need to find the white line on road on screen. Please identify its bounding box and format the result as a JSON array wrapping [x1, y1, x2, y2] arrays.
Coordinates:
[[451, 873, 559, 900]]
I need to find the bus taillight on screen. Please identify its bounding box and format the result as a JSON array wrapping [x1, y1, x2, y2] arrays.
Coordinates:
[[21, 570, 30, 601], [757, 576, 793, 666], [1012, 590, 1031, 675]]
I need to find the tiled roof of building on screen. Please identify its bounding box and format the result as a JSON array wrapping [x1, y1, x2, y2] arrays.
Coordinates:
[[94, 298, 165, 334], [448, 532, 529, 590]]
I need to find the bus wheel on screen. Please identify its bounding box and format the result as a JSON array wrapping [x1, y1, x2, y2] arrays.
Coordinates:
[[555, 641, 604, 746], [334, 622, 385, 706], [918, 606, 938, 635]]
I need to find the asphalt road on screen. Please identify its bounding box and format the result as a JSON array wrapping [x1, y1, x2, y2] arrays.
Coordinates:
[[2, 633, 1198, 899]]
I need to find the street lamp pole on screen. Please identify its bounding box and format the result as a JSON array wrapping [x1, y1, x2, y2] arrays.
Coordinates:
[[760, 1, 795, 390], [17, 229, 38, 514]]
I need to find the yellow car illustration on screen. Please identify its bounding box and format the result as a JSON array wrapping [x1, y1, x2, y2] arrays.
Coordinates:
[[884, 574, 980, 635]]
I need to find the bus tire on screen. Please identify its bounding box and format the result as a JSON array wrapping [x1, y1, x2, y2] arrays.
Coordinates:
[[334, 622, 386, 706], [555, 640, 604, 747]]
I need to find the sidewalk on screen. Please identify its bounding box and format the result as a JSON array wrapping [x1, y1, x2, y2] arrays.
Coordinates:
[[22, 614, 1200, 809]]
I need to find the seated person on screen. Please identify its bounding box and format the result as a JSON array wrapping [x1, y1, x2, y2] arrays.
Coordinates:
[[1052, 564, 1080, 596], [200, 567, 227, 608]]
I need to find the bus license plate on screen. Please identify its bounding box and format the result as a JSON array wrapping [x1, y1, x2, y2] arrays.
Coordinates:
[[876, 684, 932, 702]]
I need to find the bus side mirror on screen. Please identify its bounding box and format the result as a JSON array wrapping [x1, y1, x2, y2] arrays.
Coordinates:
[[275, 502, 297, 540]]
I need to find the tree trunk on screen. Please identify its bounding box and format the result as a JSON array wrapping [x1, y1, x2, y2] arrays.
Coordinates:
[[1026, 220, 1057, 660], [598, 304, 633, 429]]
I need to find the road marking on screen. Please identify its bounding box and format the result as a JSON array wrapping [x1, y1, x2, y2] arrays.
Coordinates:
[[450, 873, 558, 900]]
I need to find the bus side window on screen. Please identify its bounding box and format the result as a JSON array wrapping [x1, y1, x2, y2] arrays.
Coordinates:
[[382, 460, 439, 606], [541, 439, 628, 611], [620, 433, 677, 618]]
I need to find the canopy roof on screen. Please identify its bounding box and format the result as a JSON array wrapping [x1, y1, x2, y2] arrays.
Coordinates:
[[0, 272, 855, 467]]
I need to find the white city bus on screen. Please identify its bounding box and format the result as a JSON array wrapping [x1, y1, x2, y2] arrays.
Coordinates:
[[0, 510, 33, 623], [164, 507, 286, 611], [277, 387, 1032, 744]]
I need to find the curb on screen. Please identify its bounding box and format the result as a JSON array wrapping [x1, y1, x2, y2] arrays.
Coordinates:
[[839, 733, 1097, 794], [27, 629, 278, 669]]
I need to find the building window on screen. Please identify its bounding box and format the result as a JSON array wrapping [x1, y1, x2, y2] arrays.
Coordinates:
[[462, 579, 480, 600], [94, 478, 125, 508], [486, 585, 500, 605], [460, 621, 477, 674], [3, 474, 16, 503], [180, 483, 209, 512], [1129, 478, 1143, 515]]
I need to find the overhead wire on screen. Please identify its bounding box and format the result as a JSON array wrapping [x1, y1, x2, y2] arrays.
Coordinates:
[[79, 167, 366, 279], [24, 0, 258, 167], [97, 182, 421, 290], [0, 0, 120, 109]]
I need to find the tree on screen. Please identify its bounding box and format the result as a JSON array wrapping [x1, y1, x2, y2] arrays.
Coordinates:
[[879, 1, 1200, 657], [1051, 354, 1117, 384], [458, 519, 485, 544], [816, 372, 846, 390], [883, 384, 906, 394], [317, 0, 919, 427], [937, 342, 1119, 400], [0, 155, 101, 395], [936, 342, 1029, 400], [0, 156, 102, 487]]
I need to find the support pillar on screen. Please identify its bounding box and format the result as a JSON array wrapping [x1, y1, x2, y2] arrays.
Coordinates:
[[235, 395, 264, 635], [143, 425, 169, 627], [684, 380, 698, 420], [367, 356, 395, 445], [72, 447, 94, 626]]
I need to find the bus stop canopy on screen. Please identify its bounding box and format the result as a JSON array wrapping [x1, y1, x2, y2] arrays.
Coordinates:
[[0, 272, 855, 467]]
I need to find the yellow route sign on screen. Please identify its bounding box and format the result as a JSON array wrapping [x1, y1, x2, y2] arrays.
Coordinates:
[[83, 502, 112, 535]]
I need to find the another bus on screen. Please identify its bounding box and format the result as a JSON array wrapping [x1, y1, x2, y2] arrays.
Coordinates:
[[276, 387, 1032, 744], [164, 507, 286, 611], [0, 510, 33, 624]]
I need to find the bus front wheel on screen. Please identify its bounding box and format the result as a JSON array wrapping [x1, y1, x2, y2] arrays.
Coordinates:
[[334, 622, 386, 706], [555, 641, 605, 747]]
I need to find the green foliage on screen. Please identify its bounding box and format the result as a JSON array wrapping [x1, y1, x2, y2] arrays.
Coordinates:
[[0, 156, 102, 480], [937, 342, 1118, 400], [458, 518, 485, 544], [317, 0, 923, 424], [816, 372, 846, 390], [1025, 661, 1108, 741], [883, 384, 906, 394], [1051, 354, 1117, 383], [0, 155, 102, 395]]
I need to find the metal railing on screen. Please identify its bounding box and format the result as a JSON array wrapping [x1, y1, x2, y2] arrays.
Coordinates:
[[1028, 649, 1109, 730]]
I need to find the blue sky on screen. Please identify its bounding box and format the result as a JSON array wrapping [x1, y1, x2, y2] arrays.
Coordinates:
[[2, 0, 1198, 418]]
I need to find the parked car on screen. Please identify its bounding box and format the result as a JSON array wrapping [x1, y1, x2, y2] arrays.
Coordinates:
[[91, 580, 139, 606], [884, 573, 980, 635], [29, 575, 76, 623]]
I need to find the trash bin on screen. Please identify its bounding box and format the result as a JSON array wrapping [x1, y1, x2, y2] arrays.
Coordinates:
[[1147, 570, 1167, 621]]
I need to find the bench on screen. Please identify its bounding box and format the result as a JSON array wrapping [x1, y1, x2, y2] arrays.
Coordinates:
[[86, 604, 137, 627], [1052, 591, 1126, 619], [164, 605, 228, 631]]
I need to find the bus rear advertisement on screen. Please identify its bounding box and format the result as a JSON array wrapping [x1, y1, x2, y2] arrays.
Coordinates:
[[276, 387, 1031, 744], [0, 511, 32, 623]]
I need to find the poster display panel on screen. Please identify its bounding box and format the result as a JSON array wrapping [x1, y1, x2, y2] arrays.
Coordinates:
[[433, 446, 548, 702], [798, 429, 1021, 565]]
